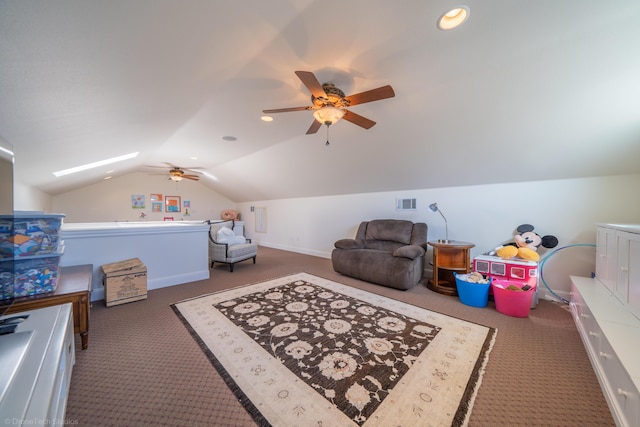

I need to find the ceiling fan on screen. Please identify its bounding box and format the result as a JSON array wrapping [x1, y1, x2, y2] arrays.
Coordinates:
[[147, 163, 203, 182], [263, 71, 395, 136]]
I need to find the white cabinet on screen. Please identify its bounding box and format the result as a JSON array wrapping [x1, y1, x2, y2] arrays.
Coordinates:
[[618, 231, 640, 319], [596, 226, 618, 293], [595, 225, 640, 316], [0, 304, 75, 424], [571, 223, 640, 427]]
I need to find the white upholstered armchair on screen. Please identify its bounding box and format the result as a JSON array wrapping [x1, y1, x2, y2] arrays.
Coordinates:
[[208, 220, 258, 272]]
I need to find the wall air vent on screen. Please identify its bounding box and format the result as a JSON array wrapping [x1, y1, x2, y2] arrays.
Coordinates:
[[396, 198, 417, 211]]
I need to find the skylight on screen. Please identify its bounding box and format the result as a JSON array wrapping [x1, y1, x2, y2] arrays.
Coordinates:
[[53, 152, 139, 177]]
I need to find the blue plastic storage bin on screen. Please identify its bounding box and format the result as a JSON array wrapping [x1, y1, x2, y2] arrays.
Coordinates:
[[0, 211, 65, 258], [455, 273, 491, 308], [0, 245, 64, 298]]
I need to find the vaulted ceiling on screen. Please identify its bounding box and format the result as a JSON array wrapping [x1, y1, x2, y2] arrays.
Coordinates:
[[1, 1, 639, 202]]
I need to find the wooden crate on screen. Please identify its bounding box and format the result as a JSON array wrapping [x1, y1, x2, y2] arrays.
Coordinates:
[[101, 258, 147, 307]]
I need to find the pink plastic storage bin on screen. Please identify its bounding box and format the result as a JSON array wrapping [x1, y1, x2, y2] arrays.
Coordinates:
[[491, 279, 535, 318]]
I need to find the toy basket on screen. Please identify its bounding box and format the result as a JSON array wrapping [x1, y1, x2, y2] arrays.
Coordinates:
[[492, 279, 535, 317], [454, 273, 491, 308]]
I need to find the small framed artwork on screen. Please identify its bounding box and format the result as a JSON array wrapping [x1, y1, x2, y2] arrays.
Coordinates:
[[165, 196, 181, 213], [152, 202, 163, 213], [150, 193, 162, 202], [131, 194, 145, 209]]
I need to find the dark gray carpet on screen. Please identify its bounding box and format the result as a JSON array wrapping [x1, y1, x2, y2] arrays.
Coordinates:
[[66, 246, 614, 426]]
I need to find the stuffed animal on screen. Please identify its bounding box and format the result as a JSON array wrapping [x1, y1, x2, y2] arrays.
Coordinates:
[[492, 224, 558, 262], [221, 209, 240, 221]]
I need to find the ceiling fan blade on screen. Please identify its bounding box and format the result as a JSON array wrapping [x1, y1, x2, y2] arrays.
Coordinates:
[[183, 175, 200, 181], [345, 85, 395, 106], [263, 106, 312, 114], [295, 71, 327, 99], [306, 119, 322, 135], [343, 110, 376, 129]]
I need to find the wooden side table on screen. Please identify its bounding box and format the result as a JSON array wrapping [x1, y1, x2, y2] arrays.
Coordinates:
[[427, 241, 475, 296], [7, 264, 92, 349]]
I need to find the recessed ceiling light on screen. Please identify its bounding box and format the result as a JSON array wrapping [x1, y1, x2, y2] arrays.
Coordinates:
[[190, 156, 198, 160], [104, 176, 112, 180], [53, 152, 139, 177], [222, 136, 237, 141], [438, 6, 469, 30], [261, 115, 273, 122]]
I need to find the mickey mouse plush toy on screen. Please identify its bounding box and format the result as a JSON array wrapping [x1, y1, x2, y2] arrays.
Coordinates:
[[493, 224, 558, 262]]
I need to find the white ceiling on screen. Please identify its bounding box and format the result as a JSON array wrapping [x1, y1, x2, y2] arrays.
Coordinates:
[[1, 1, 639, 202]]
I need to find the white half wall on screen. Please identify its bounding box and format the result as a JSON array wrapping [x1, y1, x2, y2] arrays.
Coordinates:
[[60, 221, 210, 302], [237, 174, 640, 300]]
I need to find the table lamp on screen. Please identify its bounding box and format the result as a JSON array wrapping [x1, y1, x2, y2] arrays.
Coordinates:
[[428, 202, 450, 243]]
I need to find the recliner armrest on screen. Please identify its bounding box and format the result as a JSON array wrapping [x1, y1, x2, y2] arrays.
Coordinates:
[[392, 245, 425, 260], [334, 239, 363, 250]]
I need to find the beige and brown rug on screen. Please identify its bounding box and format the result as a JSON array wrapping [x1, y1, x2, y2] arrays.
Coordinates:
[[172, 272, 496, 427]]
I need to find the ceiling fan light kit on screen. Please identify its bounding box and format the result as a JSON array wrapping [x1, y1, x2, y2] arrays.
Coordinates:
[[169, 170, 184, 182], [147, 163, 203, 182], [313, 106, 345, 125]]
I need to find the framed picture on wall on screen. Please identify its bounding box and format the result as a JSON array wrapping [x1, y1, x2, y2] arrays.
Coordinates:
[[150, 193, 162, 202], [131, 194, 145, 209], [152, 202, 163, 213], [165, 196, 181, 213]]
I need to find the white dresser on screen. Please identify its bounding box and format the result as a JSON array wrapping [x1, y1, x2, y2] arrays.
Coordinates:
[[570, 223, 640, 427], [0, 303, 75, 424]]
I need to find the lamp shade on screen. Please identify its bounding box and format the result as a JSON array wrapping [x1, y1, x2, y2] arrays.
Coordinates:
[[313, 106, 345, 125]]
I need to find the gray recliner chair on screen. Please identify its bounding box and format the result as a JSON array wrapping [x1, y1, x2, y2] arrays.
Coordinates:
[[208, 220, 258, 272], [331, 219, 427, 290]]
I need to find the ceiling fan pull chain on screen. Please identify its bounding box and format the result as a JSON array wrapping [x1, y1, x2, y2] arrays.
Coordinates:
[[325, 123, 330, 146]]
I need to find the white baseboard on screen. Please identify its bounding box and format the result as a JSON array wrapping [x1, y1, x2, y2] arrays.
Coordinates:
[[541, 288, 571, 303], [258, 241, 331, 259]]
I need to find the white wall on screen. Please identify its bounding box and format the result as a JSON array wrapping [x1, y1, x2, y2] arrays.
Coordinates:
[[51, 172, 236, 222], [15, 180, 52, 212], [38, 172, 640, 300], [237, 174, 640, 300]]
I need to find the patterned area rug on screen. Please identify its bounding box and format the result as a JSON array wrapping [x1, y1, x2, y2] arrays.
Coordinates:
[[172, 273, 496, 427]]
